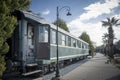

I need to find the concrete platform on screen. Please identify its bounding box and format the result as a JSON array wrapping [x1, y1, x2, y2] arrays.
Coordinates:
[[61, 53, 120, 80]]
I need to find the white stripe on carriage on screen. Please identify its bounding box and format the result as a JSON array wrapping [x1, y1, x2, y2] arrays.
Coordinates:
[[50, 54, 88, 60]]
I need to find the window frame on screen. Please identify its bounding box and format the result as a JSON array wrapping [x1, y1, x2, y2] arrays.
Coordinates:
[[39, 25, 50, 43], [68, 36, 71, 47], [61, 33, 66, 46], [51, 29, 56, 44]]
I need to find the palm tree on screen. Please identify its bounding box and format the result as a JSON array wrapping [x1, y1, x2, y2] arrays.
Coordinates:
[[102, 33, 109, 56], [102, 17, 120, 59]]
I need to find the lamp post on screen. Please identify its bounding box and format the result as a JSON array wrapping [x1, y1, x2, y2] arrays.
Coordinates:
[[55, 6, 71, 80]]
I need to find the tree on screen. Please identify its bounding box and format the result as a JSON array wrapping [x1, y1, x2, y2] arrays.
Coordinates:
[[53, 18, 69, 32], [102, 33, 109, 56], [102, 17, 120, 59], [0, 0, 30, 77], [114, 40, 120, 54], [79, 32, 94, 57], [115, 40, 120, 49]]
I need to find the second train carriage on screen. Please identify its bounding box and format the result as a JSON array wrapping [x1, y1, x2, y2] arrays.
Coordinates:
[[6, 10, 89, 75]]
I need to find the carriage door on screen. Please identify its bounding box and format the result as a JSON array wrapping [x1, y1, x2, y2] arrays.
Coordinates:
[[26, 24, 35, 64]]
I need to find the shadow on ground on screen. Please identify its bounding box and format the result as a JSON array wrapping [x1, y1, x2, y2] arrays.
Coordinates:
[[106, 74, 120, 80]]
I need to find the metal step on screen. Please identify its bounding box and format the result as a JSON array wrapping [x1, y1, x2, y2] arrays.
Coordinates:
[[22, 70, 42, 76]]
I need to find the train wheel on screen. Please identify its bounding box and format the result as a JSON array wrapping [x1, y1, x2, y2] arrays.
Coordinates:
[[49, 65, 54, 72], [43, 66, 49, 74], [59, 62, 64, 68]]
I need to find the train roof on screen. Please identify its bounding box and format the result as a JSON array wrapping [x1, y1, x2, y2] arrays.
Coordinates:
[[18, 10, 89, 45]]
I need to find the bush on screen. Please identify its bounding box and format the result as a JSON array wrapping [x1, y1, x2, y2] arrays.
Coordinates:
[[0, 55, 6, 77]]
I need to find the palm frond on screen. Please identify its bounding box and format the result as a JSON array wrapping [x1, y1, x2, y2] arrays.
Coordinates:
[[111, 17, 120, 26], [115, 19, 119, 23], [111, 17, 115, 23], [102, 33, 109, 41], [116, 23, 120, 26], [107, 18, 110, 23], [101, 21, 110, 27], [115, 19, 120, 26]]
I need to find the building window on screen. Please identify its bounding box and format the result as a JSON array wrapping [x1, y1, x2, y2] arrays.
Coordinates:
[[51, 29, 56, 44], [39, 25, 49, 42]]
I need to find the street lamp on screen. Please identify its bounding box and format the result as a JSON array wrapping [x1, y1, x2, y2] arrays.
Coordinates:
[[55, 6, 72, 80]]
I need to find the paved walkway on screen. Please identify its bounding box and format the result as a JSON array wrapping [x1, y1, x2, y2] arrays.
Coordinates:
[[61, 53, 120, 80]]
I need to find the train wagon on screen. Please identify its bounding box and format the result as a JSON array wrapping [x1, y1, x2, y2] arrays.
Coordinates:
[[5, 10, 89, 76]]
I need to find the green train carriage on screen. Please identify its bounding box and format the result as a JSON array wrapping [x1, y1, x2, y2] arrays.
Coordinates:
[[5, 10, 89, 76]]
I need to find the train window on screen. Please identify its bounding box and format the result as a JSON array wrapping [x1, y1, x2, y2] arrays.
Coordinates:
[[27, 25, 34, 45], [86, 45, 87, 49], [82, 43, 84, 48], [85, 44, 86, 49], [82, 43, 86, 49], [84, 44, 86, 49], [61, 34, 66, 46], [77, 41, 81, 48], [88, 45, 89, 49], [68, 36, 71, 46], [58, 32, 62, 45], [44, 27, 48, 42], [85, 44, 87, 49], [73, 40, 76, 47], [51, 29, 56, 44], [39, 25, 49, 42], [72, 39, 76, 47], [76, 40, 79, 48]]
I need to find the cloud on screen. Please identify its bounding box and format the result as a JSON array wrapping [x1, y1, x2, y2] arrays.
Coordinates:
[[80, 0, 120, 21], [113, 15, 120, 43], [68, 19, 107, 46], [67, 0, 120, 46], [42, 9, 50, 15], [68, 14, 120, 46]]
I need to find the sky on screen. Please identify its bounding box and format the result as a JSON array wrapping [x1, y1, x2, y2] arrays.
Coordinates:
[[30, 0, 120, 46]]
